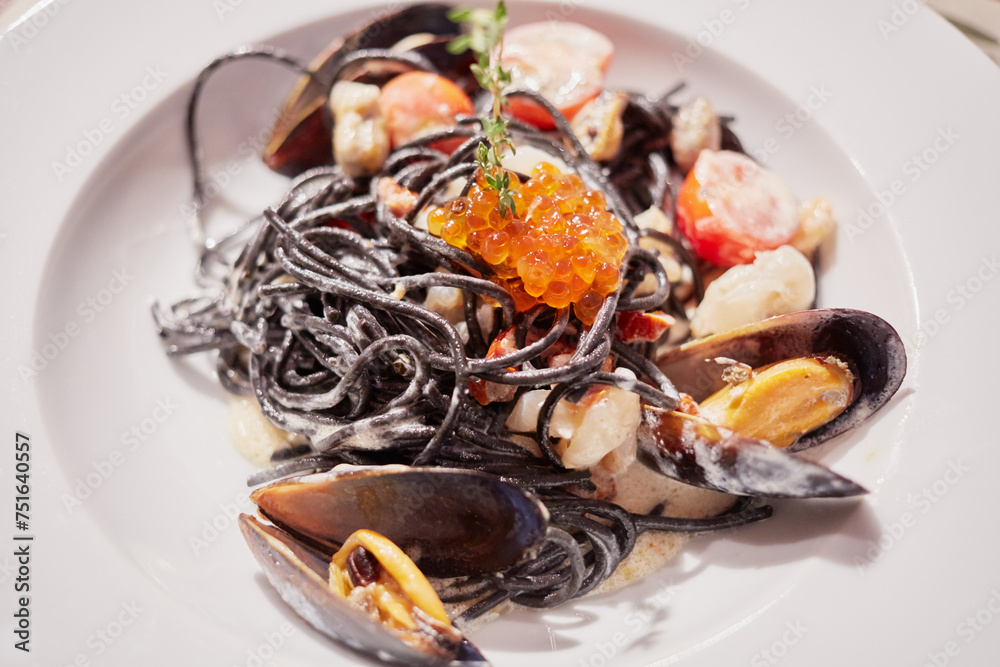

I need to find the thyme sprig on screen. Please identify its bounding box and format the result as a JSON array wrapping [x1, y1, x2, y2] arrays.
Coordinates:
[[447, 1, 517, 217]]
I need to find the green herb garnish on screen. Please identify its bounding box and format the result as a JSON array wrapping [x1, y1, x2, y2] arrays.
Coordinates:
[[447, 1, 517, 218]]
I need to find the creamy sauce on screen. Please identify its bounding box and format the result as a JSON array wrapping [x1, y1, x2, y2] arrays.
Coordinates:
[[593, 531, 687, 595], [228, 396, 303, 467], [610, 459, 735, 517], [591, 461, 737, 594]]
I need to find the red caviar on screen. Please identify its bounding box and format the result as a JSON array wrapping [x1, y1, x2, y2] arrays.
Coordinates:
[[432, 162, 627, 324]]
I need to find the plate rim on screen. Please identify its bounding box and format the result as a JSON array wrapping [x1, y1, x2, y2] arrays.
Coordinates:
[[2, 0, 1000, 665]]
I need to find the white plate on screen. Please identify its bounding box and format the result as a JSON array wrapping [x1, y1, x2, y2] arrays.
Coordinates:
[[2, 1, 999, 665]]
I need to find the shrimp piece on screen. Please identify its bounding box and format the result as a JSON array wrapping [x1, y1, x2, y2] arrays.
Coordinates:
[[378, 72, 473, 151], [502, 22, 613, 130], [677, 149, 800, 267], [375, 178, 418, 218]]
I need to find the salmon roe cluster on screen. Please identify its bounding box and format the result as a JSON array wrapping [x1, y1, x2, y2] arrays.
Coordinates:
[[428, 162, 628, 324]]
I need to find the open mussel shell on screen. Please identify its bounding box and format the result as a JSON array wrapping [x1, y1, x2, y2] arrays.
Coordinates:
[[239, 515, 490, 666], [656, 308, 907, 452], [637, 408, 868, 498], [251, 466, 549, 577], [264, 3, 472, 176]]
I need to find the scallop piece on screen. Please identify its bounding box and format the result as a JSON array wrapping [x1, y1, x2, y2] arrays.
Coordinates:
[[691, 245, 815, 338]]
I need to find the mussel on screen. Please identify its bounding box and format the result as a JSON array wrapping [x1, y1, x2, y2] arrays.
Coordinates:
[[240, 466, 549, 665], [637, 309, 907, 498], [264, 3, 473, 176], [250, 466, 549, 576]]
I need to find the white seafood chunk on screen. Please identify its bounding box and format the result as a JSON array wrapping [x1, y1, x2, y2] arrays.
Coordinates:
[[505, 389, 579, 438], [570, 92, 627, 162], [669, 96, 722, 173], [228, 396, 300, 467], [792, 196, 837, 256], [424, 284, 464, 319], [330, 81, 390, 178], [505, 368, 642, 470], [634, 205, 673, 236], [691, 245, 815, 337], [633, 207, 687, 298], [559, 372, 640, 470]]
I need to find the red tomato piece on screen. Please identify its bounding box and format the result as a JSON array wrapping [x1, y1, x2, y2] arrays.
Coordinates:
[[378, 72, 474, 150], [615, 311, 676, 344], [501, 22, 613, 130], [676, 150, 800, 267]]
